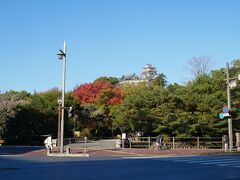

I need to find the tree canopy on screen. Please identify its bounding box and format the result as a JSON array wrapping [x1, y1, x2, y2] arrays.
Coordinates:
[[1, 61, 240, 144]]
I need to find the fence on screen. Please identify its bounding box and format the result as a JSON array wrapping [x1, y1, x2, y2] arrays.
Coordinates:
[[61, 137, 118, 151], [60, 136, 228, 150], [127, 136, 226, 149]]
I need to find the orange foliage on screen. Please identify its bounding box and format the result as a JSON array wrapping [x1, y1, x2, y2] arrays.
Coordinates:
[[107, 87, 123, 105]]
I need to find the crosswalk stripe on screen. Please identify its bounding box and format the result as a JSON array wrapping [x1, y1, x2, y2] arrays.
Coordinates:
[[200, 160, 240, 165], [157, 156, 240, 168], [167, 158, 236, 163], [217, 163, 240, 167], [185, 159, 238, 163]]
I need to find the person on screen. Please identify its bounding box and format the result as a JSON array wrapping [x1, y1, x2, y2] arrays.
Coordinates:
[[156, 134, 163, 150], [44, 135, 53, 150]]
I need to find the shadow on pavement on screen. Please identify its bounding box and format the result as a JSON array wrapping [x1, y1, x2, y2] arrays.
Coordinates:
[[0, 146, 45, 155]]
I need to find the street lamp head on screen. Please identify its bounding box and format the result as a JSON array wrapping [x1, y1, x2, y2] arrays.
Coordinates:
[[57, 49, 66, 60], [57, 53, 63, 60]]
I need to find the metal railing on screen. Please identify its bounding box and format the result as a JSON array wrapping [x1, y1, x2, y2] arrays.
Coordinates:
[[126, 136, 226, 149], [62, 137, 118, 150], [59, 136, 230, 151], [63, 137, 85, 145]]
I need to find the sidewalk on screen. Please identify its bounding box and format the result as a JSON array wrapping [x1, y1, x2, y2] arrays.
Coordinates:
[[22, 147, 229, 157], [88, 148, 226, 157]]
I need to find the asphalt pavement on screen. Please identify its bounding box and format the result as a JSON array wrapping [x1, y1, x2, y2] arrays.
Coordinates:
[[1, 154, 240, 179], [1, 146, 240, 179]]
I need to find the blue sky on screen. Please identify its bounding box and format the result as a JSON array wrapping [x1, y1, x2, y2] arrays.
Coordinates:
[[1, 0, 240, 93]]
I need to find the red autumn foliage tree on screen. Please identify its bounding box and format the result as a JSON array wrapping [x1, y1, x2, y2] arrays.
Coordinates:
[[107, 87, 122, 105], [72, 80, 123, 105]]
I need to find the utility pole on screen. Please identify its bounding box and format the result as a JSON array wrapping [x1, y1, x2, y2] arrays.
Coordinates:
[[226, 62, 233, 151]]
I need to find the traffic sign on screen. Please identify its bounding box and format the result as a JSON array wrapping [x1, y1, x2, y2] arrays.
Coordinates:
[[229, 80, 237, 89], [224, 113, 231, 117], [223, 106, 230, 113], [219, 113, 225, 119]]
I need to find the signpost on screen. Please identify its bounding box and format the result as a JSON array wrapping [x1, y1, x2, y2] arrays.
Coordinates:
[[219, 104, 231, 152], [220, 64, 240, 151], [226, 62, 233, 151]]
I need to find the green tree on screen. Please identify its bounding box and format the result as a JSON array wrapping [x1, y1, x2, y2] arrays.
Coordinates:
[[0, 91, 31, 140], [111, 84, 164, 136], [151, 73, 167, 87], [4, 89, 79, 145], [179, 70, 226, 137], [94, 76, 119, 85]]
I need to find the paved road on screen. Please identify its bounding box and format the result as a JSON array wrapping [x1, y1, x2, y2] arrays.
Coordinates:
[[0, 154, 240, 179]]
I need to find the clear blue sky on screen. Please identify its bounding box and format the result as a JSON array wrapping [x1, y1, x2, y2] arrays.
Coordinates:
[[1, 0, 240, 93]]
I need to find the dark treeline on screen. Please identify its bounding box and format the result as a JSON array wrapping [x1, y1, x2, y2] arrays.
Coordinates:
[[1, 60, 240, 145]]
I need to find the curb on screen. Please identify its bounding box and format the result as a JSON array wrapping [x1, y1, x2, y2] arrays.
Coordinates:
[[48, 153, 90, 157]]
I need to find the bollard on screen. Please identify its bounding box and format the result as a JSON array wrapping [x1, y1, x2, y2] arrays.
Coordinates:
[[122, 133, 126, 149], [224, 143, 228, 152], [66, 146, 70, 154], [222, 135, 229, 152], [173, 137, 175, 149], [148, 137, 151, 149], [100, 138, 102, 150], [197, 137, 200, 149], [46, 147, 51, 155], [116, 139, 121, 148], [84, 137, 87, 153]]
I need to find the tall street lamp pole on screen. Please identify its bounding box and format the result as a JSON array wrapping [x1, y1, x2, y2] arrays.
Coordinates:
[[57, 99, 62, 153], [226, 62, 233, 151], [57, 41, 67, 154]]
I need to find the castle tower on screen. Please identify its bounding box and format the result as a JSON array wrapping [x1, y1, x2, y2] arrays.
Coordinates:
[[140, 64, 157, 80]]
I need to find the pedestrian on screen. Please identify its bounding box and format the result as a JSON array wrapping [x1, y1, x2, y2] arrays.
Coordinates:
[[44, 135, 53, 150], [156, 134, 163, 150]]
